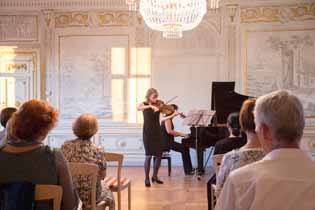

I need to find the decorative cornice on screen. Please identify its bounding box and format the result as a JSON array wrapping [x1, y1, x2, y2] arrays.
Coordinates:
[[241, 3, 315, 23], [53, 11, 132, 28], [0, 0, 128, 10]]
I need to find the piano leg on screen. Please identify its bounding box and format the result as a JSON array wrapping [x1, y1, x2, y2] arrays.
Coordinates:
[[197, 148, 205, 176]]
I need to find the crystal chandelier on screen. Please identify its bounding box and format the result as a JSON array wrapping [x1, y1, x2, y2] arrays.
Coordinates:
[[139, 0, 207, 39]]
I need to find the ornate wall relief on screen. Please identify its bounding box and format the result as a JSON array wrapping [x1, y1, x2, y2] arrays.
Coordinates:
[[58, 35, 129, 119], [55, 12, 89, 28], [243, 28, 315, 125], [98, 12, 130, 26], [54, 11, 132, 28], [241, 3, 315, 23], [0, 15, 38, 41]]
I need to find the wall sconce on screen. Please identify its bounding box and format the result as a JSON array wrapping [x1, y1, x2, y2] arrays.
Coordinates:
[[227, 4, 238, 23]]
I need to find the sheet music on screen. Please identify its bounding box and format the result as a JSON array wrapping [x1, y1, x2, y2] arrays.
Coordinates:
[[198, 110, 216, 126], [182, 109, 216, 126]]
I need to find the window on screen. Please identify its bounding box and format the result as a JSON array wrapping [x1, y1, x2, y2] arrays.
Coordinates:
[[111, 47, 151, 124]]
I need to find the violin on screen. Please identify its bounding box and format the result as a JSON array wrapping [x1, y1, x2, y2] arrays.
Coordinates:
[[160, 105, 186, 118], [150, 100, 185, 118]]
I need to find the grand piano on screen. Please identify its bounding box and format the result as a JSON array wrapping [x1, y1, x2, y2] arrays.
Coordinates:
[[182, 81, 250, 175]]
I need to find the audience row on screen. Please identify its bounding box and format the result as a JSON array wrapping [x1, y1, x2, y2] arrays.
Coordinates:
[[0, 100, 115, 210], [213, 90, 315, 210]]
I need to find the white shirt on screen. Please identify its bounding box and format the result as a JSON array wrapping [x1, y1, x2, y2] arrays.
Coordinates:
[[215, 148, 315, 210]]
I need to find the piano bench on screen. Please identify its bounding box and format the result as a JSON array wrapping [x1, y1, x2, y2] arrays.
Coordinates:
[[153, 152, 172, 176]]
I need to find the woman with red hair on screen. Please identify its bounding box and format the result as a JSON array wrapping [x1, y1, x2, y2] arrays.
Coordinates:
[[0, 99, 80, 210]]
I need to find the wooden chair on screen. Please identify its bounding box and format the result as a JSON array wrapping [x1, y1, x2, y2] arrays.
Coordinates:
[[212, 154, 224, 175], [35, 185, 63, 210], [211, 154, 224, 210], [68, 163, 108, 210], [103, 152, 131, 210], [153, 151, 172, 176]]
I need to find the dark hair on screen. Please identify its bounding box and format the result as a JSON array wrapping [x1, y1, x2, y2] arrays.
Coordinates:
[[0, 107, 17, 128], [170, 104, 178, 110], [240, 99, 256, 133], [227, 112, 241, 136], [8, 100, 59, 141]]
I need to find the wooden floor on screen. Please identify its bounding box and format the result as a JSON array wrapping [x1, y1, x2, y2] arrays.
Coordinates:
[[106, 166, 213, 210]]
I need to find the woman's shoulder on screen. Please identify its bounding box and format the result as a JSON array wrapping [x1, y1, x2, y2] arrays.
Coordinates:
[[61, 139, 79, 146]]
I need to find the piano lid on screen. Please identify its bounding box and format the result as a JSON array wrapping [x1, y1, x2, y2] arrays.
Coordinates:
[[211, 82, 249, 125]]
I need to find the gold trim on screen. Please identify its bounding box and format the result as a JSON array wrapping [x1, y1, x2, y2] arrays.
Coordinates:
[[241, 3, 315, 23]]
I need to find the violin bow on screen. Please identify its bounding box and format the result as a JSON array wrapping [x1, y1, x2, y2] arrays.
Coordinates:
[[164, 96, 178, 105]]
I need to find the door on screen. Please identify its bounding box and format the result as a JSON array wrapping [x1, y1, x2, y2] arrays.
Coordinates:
[[0, 50, 38, 129]]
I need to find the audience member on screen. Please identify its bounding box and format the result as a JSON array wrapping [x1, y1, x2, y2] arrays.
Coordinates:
[[0, 107, 17, 145], [215, 90, 315, 210], [208, 112, 246, 210], [213, 112, 246, 155], [0, 100, 80, 210], [61, 114, 115, 210], [216, 99, 264, 193]]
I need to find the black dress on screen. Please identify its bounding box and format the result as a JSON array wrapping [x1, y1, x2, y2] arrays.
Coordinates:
[[161, 121, 193, 174], [142, 103, 163, 156]]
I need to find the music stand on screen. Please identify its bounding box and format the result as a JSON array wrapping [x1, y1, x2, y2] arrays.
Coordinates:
[[183, 110, 216, 179]]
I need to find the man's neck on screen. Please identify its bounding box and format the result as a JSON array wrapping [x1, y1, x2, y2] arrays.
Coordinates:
[[272, 143, 300, 151]]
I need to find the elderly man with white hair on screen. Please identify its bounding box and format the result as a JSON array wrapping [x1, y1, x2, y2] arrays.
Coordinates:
[[215, 90, 315, 210]]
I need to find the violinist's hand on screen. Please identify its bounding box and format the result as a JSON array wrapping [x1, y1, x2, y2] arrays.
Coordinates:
[[149, 104, 159, 112]]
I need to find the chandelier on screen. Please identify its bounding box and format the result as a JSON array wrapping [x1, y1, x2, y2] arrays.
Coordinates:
[[139, 0, 207, 39]]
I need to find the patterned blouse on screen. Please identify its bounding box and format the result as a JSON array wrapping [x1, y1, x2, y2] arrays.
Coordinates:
[[61, 139, 107, 207], [216, 149, 265, 192]]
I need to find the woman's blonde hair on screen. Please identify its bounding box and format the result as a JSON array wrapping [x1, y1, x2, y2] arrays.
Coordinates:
[[145, 88, 158, 103], [72, 113, 99, 140]]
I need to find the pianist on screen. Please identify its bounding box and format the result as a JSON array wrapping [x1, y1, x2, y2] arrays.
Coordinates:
[[161, 104, 194, 175]]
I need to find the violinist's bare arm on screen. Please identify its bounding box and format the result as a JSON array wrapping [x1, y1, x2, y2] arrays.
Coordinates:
[[137, 102, 159, 112], [137, 102, 150, 111], [165, 119, 187, 137]]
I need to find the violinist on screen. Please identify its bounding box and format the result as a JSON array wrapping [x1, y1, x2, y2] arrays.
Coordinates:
[[137, 88, 178, 187], [161, 104, 194, 175]]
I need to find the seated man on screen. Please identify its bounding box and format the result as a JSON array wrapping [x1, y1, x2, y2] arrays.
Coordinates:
[[0, 107, 17, 145], [215, 90, 315, 210]]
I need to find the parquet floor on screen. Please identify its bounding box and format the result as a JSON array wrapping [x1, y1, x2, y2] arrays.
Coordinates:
[[106, 166, 213, 210]]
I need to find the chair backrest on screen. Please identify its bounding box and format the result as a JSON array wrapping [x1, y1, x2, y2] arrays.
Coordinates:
[[35, 185, 63, 210], [212, 154, 224, 175], [68, 162, 99, 210], [105, 152, 124, 188]]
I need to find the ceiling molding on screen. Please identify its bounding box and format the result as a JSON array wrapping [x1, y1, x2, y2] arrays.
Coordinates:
[[0, 0, 129, 11]]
